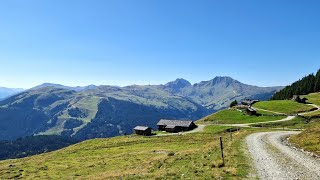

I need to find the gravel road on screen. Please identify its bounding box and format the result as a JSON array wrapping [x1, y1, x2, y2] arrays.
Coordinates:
[[246, 131, 320, 180]]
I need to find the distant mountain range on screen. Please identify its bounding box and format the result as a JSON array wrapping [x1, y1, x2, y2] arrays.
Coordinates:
[[0, 87, 24, 100], [0, 77, 283, 140], [31, 83, 97, 92]]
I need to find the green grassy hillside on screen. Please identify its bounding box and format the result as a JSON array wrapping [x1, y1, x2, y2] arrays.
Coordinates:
[[302, 93, 320, 106], [0, 126, 253, 179], [253, 100, 315, 114], [198, 109, 284, 124]]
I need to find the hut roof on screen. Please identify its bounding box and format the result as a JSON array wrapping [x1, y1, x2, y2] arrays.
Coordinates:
[[165, 125, 177, 129], [133, 126, 150, 131], [242, 99, 259, 105], [157, 119, 194, 127]]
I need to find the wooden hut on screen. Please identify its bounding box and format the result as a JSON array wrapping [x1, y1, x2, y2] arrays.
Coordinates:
[[157, 120, 197, 133], [133, 126, 152, 136], [246, 107, 257, 116]]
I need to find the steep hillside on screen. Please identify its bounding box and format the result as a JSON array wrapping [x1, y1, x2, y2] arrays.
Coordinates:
[[0, 87, 76, 140], [0, 86, 207, 140], [0, 77, 281, 140], [272, 69, 320, 100], [0, 135, 78, 160], [0, 87, 24, 100]]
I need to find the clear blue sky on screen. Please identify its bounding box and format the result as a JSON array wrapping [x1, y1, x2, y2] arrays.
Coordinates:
[[0, 0, 319, 88]]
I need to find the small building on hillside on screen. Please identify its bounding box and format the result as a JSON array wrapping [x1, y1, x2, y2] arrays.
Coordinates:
[[157, 120, 197, 133], [241, 99, 259, 106], [233, 104, 248, 110], [246, 107, 257, 116], [292, 95, 308, 104], [133, 126, 152, 136], [232, 105, 257, 116]]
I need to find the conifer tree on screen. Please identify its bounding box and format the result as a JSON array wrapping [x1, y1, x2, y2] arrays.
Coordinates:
[[314, 69, 320, 92], [271, 70, 319, 100]]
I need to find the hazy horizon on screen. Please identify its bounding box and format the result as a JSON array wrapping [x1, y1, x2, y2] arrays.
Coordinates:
[[1, 75, 289, 90]]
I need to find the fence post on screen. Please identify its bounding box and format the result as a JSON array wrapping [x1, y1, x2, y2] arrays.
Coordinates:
[[220, 136, 225, 166]]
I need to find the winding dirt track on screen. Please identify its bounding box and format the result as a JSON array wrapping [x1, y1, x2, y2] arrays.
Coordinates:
[[246, 131, 320, 180]]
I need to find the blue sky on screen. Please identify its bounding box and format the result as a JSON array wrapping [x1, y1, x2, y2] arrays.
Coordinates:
[[0, 0, 319, 88]]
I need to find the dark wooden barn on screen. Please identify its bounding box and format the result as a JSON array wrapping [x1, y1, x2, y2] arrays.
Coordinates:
[[133, 126, 152, 136], [157, 120, 197, 133], [246, 107, 257, 116], [292, 95, 308, 104]]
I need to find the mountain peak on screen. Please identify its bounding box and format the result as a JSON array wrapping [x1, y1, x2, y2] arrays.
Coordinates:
[[212, 76, 235, 82], [210, 76, 238, 85], [195, 76, 238, 87], [165, 78, 192, 91]]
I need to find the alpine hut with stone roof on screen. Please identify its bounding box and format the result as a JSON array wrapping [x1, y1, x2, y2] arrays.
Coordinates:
[[157, 119, 197, 133]]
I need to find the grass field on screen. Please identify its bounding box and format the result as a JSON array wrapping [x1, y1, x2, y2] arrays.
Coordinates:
[[303, 110, 320, 118], [250, 116, 319, 130], [0, 126, 255, 179], [257, 109, 282, 115], [290, 122, 320, 156], [1, 93, 319, 179], [302, 93, 320, 106], [198, 109, 284, 124], [253, 100, 315, 114]]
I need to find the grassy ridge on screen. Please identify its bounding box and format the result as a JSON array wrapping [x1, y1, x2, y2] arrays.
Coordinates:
[[199, 109, 284, 124], [0, 126, 253, 179], [253, 100, 315, 114]]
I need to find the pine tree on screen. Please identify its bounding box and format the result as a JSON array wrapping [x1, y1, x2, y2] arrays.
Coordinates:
[[314, 69, 320, 92], [271, 70, 319, 100]]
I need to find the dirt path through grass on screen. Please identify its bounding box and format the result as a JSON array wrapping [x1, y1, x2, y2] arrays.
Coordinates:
[[211, 116, 296, 128], [300, 104, 320, 115], [246, 131, 320, 180]]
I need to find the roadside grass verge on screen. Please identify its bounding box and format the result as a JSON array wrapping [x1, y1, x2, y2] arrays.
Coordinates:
[[198, 109, 284, 124], [253, 100, 315, 114], [290, 121, 320, 156], [0, 125, 256, 179]]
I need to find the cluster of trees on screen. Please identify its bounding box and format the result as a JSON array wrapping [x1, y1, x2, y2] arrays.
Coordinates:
[[272, 69, 320, 100], [229, 100, 238, 108], [0, 135, 78, 160]]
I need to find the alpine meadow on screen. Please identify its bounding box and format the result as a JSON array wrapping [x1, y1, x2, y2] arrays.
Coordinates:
[[1, 1, 320, 179]]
